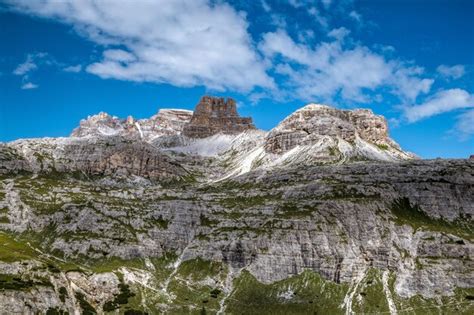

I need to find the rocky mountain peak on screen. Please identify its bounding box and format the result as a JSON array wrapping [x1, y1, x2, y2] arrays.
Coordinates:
[[70, 108, 193, 140], [182, 96, 256, 138], [265, 103, 402, 156]]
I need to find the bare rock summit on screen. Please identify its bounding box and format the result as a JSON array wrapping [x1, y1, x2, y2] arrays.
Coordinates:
[[182, 96, 256, 138]]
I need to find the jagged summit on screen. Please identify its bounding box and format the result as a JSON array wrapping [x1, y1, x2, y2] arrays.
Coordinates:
[[0, 97, 472, 314], [182, 96, 256, 138], [265, 103, 407, 157], [71, 108, 193, 141], [2, 96, 416, 181]]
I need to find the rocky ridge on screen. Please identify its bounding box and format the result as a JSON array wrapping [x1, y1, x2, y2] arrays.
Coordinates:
[[0, 96, 472, 314]]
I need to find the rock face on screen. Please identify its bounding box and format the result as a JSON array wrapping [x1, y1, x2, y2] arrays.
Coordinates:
[[182, 96, 256, 138], [265, 104, 399, 154], [71, 108, 193, 141], [0, 96, 472, 314]]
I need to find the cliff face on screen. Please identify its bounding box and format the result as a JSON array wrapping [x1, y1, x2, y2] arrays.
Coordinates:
[[265, 104, 406, 156], [0, 97, 472, 314], [71, 108, 193, 141], [182, 96, 256, 138]]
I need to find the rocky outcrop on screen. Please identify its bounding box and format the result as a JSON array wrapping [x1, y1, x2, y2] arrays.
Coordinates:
[[0, 158, 472, 314], [265, 104, 403, 154], [71, 108, 193, 141], [182, 96, 256, 138], [0, 137, 188, 180], [0, 95, 473, 314]]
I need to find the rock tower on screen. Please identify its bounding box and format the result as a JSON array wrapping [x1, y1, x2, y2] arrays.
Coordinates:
[[182, 96, 256, 138]]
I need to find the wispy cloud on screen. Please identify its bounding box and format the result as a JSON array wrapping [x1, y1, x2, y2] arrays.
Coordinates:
[[436, 64, 465, 80], [403, 88, 474, 122], [13, 52, 48, 89], [13, 59, 37, 75], [13, 52, 47, 75], [21, 82, 38, 89], [349, 10, 362, 22], [454, 109, 474, 140], [63, 64, 82, 73], [260, 0, 271, 12]]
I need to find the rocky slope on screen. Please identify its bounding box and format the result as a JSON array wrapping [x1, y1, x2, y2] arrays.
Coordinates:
[[0, 96, 472, 314]]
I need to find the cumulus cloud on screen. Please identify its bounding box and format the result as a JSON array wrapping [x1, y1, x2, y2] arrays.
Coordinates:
[[403, 89, 474, 122], [63, 64, 82, 73], [7, 0, 274, 92], [436, 64, 465, 80], [21, 82, 38, 89], [259, 29, 433, 102], [328, 27, 350, 41]]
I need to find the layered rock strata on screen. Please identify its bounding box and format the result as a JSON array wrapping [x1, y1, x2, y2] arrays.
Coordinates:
[[182, 96, 256, 138], [265, 104, 400, 154]]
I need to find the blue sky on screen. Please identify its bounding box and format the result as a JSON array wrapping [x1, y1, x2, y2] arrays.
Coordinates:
[[0, 0, 473, 158]]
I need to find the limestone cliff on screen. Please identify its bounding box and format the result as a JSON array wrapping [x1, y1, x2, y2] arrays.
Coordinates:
[[0, 97, 472, 314], [182, 96, 256, 138]]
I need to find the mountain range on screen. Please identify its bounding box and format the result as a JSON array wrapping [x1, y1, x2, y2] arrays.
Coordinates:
[[0, 96, 472, 314]]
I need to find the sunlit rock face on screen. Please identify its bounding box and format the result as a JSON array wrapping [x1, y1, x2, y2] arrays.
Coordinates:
[[265, 104, 396, 154], [182, 96, 256, 138], [70, 108, 193, 141], [0, 96, 472, 314]]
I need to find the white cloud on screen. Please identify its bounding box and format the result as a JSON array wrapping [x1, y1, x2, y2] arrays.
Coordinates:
[[436, 64, 465, 80], [307, 7, 328, 29], [21, 82, 38, 89], [63, 64, 82, 73], [349, 10, 362, 22], [13, 53, 49, 89], [7, 0, 274, 92], [404, 89, 474, 122], [259, 29, 433, 102], [13, 53, 47, 75], [261, 0, 271, 12], [328, 27, 350, 41], [454, 109, 474, 140], [13, 59, 37, 75]]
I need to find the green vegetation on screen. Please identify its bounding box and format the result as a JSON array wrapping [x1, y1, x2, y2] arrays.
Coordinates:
[[219, 194, 276, 209], [0, 216, 10, 223], [75, 292, 96, 315], [376, 143, 389, 150], [0, 232, 39, 262], [87, 257, 146, 274], [58, 286, 68, 303], [155, 215, 169, 229], [103, 281, 135, 311], [225, 270, 349, 315], [165, 258, 227, 313], [200, 214, 218, 227], [351, 269, 390, 314], [328, 146, 339, 156], [0, 273, 52, 291], [390, 197, 473, 239], [387, 272, 474, 315], [178, 258, 225, 281], [275, 203, 314, 218], [45, 308, 68, 315]]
